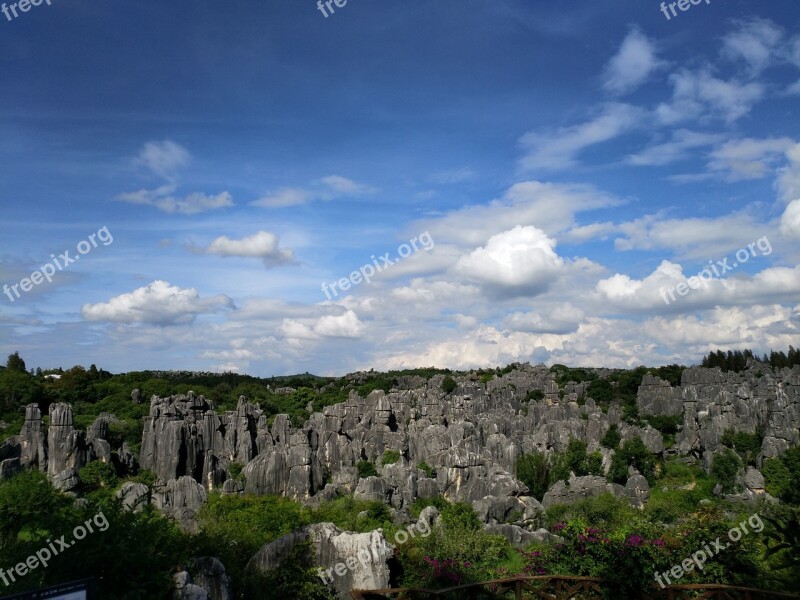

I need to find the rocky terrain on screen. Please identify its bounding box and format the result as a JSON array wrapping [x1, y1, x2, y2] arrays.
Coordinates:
[[2, 361, 799, 598]]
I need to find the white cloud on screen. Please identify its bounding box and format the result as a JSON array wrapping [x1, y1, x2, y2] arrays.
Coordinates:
[[504, 304, 584, 334], [655, 69, 764, 124], [603, 29, 665, 95], [777, 143, 800, 203], [627, 130, 723, 166], [134, 140, 191, 179], [780, 199, 800, 239], [519, 103, 643, 171], [454, 225, 564, 297], [721, 18, 784, 76], [252, 175, 375, 208], [279, 309, 366, 340], [117, 186, 234, 215], [708, 137, 795, 180], [415, 180, 621, 249], [205, 231, 294, 267], [82, 280, 233, 325]]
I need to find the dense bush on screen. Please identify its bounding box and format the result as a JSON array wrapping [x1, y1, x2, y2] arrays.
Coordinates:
[[356, 460, 377, 478], [441, 376, 457, 394], [516, 450, 551, 501], [762, 447, 800, 504], [609, 436, 655, 484], [710, 448, 742, 493], [417, 461, 436, 478], [601, 423, 621, 449], [381, 449, 401, 465], [721, 429, 763, 466]]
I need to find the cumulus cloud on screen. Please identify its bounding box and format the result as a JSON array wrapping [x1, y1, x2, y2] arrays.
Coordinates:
[[519, 103, 643, 171], [119, 141, 235, 214], [596, 261, 800, 313], [780, 199, 800, 239], [205, 231, 294, 267], [454, 225, 564, 297], [82, 280, 234, 325], [252, 175, 375, 208], [279, 309, 366, 339], [603, 29, 665, 95], [777, 143, 800, 203]]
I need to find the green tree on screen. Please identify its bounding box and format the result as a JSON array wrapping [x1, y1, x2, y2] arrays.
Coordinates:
[[516, 450, 550, 500], [441, 376, 457, 394], [609, 436, 655, 484], [710, 448, 742, 494], [5, 352, 26, 373], [601, 423, 621, 449]]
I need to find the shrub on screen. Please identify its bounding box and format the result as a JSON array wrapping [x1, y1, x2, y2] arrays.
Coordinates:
[[710, 448, 742, 494], [228, 461, 244, 481], [721, 429, 763, 466], [609, 436, 655, 484], [417, 461, 436, 478], [441, 376, 457, 394], [525, 389, 544, 402], [480, 373, 494, 384], [356, 460, 377, 479], [410, 495, 449, 518], [601, 424, 621, 449], [440, 502, 481, 531], [762, 447, 800, 504], [516, 450, 550, 501], [78, 460, 119, 494], [586, 379, 613, 404], [381, 450, 401, 465]]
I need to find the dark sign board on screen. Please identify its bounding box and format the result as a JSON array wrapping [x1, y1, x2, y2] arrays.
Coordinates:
[[0, 579, 96, 600]]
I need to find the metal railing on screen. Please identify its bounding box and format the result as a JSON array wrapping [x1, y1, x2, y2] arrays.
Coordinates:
[[351, 575, 800, 600]]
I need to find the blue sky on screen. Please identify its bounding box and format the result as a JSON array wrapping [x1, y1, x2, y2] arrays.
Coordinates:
[[1, 0, 799, 375]]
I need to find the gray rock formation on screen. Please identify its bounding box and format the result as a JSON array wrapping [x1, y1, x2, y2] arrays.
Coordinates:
[[20, 404, 46, 470], [248, 523, 392, 600]]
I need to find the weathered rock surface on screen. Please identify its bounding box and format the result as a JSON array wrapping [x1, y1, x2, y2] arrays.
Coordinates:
[[248, 522, 392, 600]]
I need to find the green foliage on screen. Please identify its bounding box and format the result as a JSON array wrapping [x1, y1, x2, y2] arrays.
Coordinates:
[[241, 542, 335, 600], [525, 389, 544, 402], [525, 505, 766, 599], [228, 461, 244, 481], [310, 495, 392, 533], [410, 495, 449, 519], [479, 373, 494, 384], [381, 449, 401, 465], [721, 429, 763, 466], [701, 346, 800, 372], [417, 461, 436, 478], [441, 376, 457, 394], [644, 414, 682, 435], [609, 436, 656, 484], [78, 460, 119, 495], [549, 365, 598, 386], [356, 460, 377, 478], [0, 473, 188, 598], [516, 450, 550, 501], [440, 502, 481, 531], [644, 460, 716, 523], [762, 447, 800, 504], [586, 379, 613, 404], [544, 492, 637, 531], [761, 505, 800, 586], [5, 352, 26, 373], [0, 470, 72, 549], [710, 448, 742, 493], [601, 423, 621, 449]]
